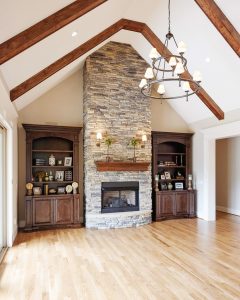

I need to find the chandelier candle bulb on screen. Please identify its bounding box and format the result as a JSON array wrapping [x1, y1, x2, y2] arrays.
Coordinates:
[[169, 56, 177, 67], [157, 84, 165, 95], [175, 62, 184, 75], [149, 48, 159, 59], [193, 71, 202, 83], [144, 67, 154, 79], [182, 81, 191, 92], [177, 41, 187, 54], [139, 78, 147, 88]]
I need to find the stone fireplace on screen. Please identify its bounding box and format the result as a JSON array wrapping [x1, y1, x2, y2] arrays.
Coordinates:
[[83, 42, 152, 228]]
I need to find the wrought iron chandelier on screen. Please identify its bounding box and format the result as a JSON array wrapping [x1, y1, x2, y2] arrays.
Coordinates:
[[139, 0, 202, 101]]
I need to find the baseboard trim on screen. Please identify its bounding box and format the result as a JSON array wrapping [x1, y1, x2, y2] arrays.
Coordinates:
[[216, 206, 240, 216]]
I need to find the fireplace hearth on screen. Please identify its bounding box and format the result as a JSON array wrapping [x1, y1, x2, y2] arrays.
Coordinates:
[[101, 182, 139, 213]]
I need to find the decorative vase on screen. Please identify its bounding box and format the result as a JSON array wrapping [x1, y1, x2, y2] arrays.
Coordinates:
[[49, 154, 56, 166], [49, 171, 54, 181], [44, 172, 49, 182], [167, 182, 173, 190]]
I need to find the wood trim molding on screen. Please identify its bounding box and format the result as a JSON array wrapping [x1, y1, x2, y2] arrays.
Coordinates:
[[10, 18, 224, 120], [0, 0, 107, 65], [195, 0, 240, 57], [95, 161, 150, 172]]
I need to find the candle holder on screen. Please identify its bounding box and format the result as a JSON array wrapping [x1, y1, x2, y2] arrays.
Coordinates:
[[180, 154, 183, 166], [155, 174, 159, 191], [188, 174, 193, 190]]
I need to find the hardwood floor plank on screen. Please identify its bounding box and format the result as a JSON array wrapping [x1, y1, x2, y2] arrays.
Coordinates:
[[0, 212, 240, 299]]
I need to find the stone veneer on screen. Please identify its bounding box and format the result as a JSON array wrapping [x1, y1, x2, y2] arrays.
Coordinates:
[[83, 42, 152, 228]]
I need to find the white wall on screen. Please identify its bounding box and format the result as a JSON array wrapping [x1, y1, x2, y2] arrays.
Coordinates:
[[0, 72, 18, 246], [151, 100, 190, 133], [216, 138, 240, 216]]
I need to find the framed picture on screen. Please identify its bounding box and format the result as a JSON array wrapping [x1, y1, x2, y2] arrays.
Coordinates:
[[55, 171, 64, 181], [160, 174, 165, 180], [57, 186, 65, 194], [65, 170, 73, 181], [175, 182, 184, 190], [161, 183, 167, 190], [64, 157, 72, 166], [33, 186, 42, 195], [164, 171, 171, 180]]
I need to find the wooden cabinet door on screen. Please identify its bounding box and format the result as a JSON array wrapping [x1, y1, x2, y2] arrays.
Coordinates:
[[155, 193, 162, 220], [33, 197, 54, 226], [188, 190, 196, 217], [160, 193, 175, 216], [175, 192, 188, 216], [55, 196, 73, 224]]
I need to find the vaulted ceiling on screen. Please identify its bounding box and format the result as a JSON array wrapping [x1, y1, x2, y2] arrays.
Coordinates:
[[0, 0, 239, 124]]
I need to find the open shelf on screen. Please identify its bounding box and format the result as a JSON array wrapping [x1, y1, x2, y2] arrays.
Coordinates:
[[158, 166, 186, 168], [32, 150, 73, 153], [157, 152, 186, 155], [32, 181, 73, 184], [32, 166, 73, 168]]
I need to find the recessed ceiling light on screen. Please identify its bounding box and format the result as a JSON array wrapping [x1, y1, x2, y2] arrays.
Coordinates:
[[71, 31, 78, 37], [205, 57, 211, 63]]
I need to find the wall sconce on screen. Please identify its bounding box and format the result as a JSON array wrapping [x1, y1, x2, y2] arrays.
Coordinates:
[[141, 134, 147, 148], [96, 132, 102, 146]]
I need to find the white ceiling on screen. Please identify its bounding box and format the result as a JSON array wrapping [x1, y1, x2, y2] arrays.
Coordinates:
[[0, 0, 239, 123]]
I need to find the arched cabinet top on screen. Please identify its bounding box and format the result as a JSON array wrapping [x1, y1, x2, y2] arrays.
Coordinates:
[[23, 124, 82, 143]]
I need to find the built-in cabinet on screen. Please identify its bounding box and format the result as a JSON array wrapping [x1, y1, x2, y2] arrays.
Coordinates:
[[23, 124, 82, 230], [152, 131, 196, 221]]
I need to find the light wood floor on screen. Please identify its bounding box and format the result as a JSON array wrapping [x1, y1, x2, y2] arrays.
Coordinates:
[[0, 212, 240, 300]]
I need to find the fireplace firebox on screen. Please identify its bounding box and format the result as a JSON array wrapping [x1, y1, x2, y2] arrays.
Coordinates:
[[101, 182, 139, 213]]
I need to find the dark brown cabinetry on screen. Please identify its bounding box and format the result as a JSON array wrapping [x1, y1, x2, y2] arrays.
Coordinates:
[[23, 124, 82, 230], [152, 131, 196, 221], [155, 190, 196, 220]]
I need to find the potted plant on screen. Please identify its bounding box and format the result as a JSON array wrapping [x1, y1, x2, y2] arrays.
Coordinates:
[[129, 137, 140, 162], [35, 171, 45, 182], [105, 137, 114, 162]]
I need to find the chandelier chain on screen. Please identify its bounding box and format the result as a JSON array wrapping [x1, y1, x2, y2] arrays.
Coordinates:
[[168, 0, 171, 33]]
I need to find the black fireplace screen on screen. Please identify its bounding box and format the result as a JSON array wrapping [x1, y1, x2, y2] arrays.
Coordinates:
[[101, 182, 139, 213]]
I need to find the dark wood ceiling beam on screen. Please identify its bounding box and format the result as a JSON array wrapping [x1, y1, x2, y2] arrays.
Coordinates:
[[195, 0, 240, 57], [10, 19, 224, 120], [0, 0, 107, 65]]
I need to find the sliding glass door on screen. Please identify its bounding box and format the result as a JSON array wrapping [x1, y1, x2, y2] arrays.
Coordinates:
[[0, 126, 6, 253]]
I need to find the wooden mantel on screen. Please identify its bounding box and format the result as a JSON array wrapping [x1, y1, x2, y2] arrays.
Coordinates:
[[95, 161, 150, 172]]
